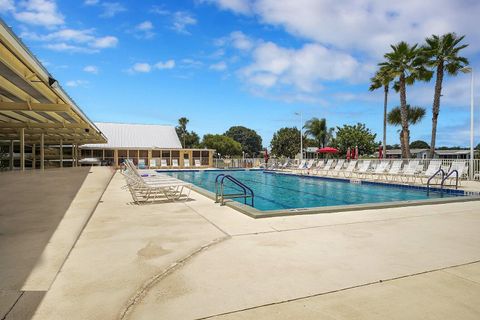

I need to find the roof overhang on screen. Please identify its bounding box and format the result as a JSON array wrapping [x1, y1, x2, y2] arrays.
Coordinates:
[[0, 19, 106, 144]]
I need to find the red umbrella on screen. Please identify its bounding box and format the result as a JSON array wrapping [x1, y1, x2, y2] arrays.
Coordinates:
[[355, 146, 359, 159], [317, 147, 339, 154], [378, 144, 383, 159], [346, 147, 351, 161]]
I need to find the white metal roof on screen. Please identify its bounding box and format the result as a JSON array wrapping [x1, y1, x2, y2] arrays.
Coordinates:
[[82, 122, 182, 149]]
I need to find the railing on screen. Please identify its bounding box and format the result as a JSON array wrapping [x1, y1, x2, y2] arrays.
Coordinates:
[[427, 168, 445, 194], [215, 173, 254, 207]]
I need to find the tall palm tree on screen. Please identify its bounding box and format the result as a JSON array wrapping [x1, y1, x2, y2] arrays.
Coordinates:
[[369, 66, 394, 158], [380, 42, 432, 158], [303, 117, 333, 148], [387, 105, 426, 146], [176, 117, 189, 147], [422, 33, 469, 158]]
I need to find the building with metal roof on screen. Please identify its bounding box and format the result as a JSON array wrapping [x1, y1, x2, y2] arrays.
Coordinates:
[[79, 122, 215, 168]]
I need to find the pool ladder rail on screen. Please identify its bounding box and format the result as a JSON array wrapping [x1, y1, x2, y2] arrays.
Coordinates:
[[427, 168, 459, 195], [215, 174, 255, 207]]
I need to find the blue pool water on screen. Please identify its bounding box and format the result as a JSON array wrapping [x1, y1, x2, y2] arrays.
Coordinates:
[[162, 170, 462, 211]]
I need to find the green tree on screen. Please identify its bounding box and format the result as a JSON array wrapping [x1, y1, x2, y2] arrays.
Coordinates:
[[380, 42, 432, 158], [224, 126, 263, 157], [410, 140, 430, 149], [270, 127, 301, 158], [422, 33, 469, 158], [202, 134, 242, 156], [369, 66, 394, 157], [175, 117, 189, 148], [331, 123, 377, 156], [387, 105, 426, 149], [303, 117, 334, 148]]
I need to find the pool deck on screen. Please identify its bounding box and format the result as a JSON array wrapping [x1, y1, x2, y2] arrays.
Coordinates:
[[16, 170, 480, 319]]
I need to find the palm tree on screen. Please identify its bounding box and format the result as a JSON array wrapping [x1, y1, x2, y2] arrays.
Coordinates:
[[176, 117, 189, 147], [303, 117, 334, 148], [380, 42, 432, 158], [369, 66, 394, 158], [422, 33, 469, 158], [387, 105, 426, 146]]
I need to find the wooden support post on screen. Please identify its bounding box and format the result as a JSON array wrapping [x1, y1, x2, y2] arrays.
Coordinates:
[[209, 150, 213, 168], [9, 140, 14, 170], [91, 149, 93, 158], [72, 144, 75, 167], [60, 139, 63, 168], [75, 144, 79, 166], [32, 144, 36, 169], [114, 149, 118, 168], [147, 150, 152, 168], [20, 128, 25, 171], [102, 149, 105, 161], [40, 133, 45, 170]]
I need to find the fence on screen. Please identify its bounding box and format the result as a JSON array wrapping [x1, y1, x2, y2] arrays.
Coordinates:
[[213, 157, 480, 181]]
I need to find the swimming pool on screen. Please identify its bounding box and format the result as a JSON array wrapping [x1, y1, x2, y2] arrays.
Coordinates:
[[162, 169, 466, 213]]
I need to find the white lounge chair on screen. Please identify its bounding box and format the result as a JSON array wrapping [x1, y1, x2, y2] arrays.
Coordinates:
[[292, 160, 306, 172], [160, 159, 168, 167], [301, 159, 315, 174], [369, 161, 390, 180], [399, 160, 421, 183], [384, 161, 403, 181], [195, 159, 201, 167], [354, 160, 371, 179], [184, 159, 190, 167], [149, 159, 157, 169], [328, 159, 345, 176], [342, 160, 357, 178], [315, 159, 334, 175], [418, 160, 442, 184], [443, 160, 467, 186], [172, 159, 179, 168]]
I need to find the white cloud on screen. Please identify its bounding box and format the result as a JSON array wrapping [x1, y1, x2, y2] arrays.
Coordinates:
[[241, 42, 359, 92], [204, 0, 480, 57], [91, 36, 118, 48], [84, 0, 98, 5], [0, 0, 14, 12], [200, 0, 252, 15], [131, 63, 152, 73], [83, 65, 98, 74], [172, 11, 197, 34], [66, 80, 89, 87], [229, 31, 253, 51], [155, 60, 175, 70], [181, 59, 203, 68], [22, 29, 118, 52], [210, 61, 227, 71], [100, 2, 126, 18], [13, 0, 64, 28], [133, 20, 155, 39]]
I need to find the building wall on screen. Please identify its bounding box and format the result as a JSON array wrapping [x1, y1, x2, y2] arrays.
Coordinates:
[[80, 148, 214, 168]]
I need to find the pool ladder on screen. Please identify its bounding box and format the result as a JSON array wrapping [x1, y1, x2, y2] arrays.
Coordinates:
[[427, 168, 459, 195], [215, 174, 254, 207]]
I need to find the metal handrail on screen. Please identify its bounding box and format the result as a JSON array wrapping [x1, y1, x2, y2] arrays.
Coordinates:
[[442, 169, 459, 190], [215, 174, 254, 207], [427, 168, 445, 195]]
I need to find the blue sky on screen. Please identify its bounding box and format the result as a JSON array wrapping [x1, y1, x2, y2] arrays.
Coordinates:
[[1, 0, 479, 147]]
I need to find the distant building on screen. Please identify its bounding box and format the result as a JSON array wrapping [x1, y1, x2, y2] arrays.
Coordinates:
[[385, 148, 478, 159], [80, 122, 214, 168]]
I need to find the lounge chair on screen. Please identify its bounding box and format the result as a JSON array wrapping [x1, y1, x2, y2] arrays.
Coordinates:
[[443, 160, 467, 186], [328, 159, 345, 176], [195, 159, 201, 167], [399, 160, 421, 183], [138, 159, 146, 169], [172, 159, 179, 168], [369, 161, 390, 180], [418, 160, 442, 184], [301, 159, 315, 174], [315, 159, 334, 175], [184, 159, 190, 168], [291, 160, 306, 172], [384, 161, 403, 181], [353, 160, 371, 179], [341, 160, 357, 178], [160, 159, 168, 167], [149, 159, 157, 169]]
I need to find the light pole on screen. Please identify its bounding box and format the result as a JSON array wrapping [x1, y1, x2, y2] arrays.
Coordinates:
[[462, 67, 475, 180], [295, 112, 303, 160]]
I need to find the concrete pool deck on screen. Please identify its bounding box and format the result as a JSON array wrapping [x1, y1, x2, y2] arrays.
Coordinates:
[[18, 170, 480, 319]]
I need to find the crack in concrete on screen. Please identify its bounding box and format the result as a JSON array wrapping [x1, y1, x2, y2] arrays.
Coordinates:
[[1, 291, 24, 320], [193, 260, 480, 320], [118, 236, 230, 320]]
